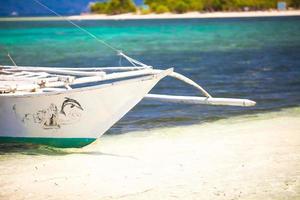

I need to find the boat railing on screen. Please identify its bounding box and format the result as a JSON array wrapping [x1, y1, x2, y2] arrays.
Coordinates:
[[0, 65, 158, 94]]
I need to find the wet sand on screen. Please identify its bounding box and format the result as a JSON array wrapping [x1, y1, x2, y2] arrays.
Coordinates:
[[0, 108, 300, 200]]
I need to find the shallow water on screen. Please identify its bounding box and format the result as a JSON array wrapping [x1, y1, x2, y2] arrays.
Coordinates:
[[0, 17, 299, 134]]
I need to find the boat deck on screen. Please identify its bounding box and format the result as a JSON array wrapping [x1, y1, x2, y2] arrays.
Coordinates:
[[0, 65, 154, 94]]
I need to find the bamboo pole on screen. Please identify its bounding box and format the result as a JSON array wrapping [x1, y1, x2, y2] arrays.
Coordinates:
[[145, 94, 256, 107], [4, 67, 106, 77], [3, 65, 150, 72]]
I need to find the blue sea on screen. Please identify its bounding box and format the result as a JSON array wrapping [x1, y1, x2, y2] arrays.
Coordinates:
[[0, 16, 300, 135]]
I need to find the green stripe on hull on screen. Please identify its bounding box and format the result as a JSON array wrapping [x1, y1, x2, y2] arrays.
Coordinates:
[[0, 137, 96, 148]]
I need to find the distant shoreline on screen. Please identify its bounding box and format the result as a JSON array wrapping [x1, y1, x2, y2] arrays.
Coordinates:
[[1, 10, 300, 21]]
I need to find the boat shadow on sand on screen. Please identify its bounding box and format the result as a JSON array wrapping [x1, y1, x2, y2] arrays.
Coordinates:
[[0, 143, 137, 159]]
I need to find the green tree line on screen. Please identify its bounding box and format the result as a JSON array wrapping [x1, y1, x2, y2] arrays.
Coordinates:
[[145, 0, 300, 13], [90, 0, 300, 15], [90, 0, 136, 15]]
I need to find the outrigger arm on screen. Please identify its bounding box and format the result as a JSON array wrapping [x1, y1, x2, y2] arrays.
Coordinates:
[[146, 69, 256, 107]]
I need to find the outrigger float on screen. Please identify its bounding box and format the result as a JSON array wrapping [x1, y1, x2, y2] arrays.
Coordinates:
[[0, 0, 256, 148]]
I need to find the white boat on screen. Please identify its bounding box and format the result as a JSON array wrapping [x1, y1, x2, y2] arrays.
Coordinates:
[[0, 64, 255, 147], [0, 0, 256, 148]]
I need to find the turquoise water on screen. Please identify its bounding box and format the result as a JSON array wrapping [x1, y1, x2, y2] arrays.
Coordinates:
[[0, 17, 300, 134]]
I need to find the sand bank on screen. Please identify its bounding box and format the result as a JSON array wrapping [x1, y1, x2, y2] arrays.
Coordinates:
[[0, 107, 300, 200], [69, 10, 300, 20], [1, 10, 300, 21]]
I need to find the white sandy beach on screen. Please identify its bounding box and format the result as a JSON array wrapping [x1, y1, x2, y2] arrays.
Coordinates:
[[1, 10, 300, 21], [0, 107, 299, 200], [69, 10, 300, 20]]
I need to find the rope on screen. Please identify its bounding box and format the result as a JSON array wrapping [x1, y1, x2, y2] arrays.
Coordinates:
[[32, 0, 148, 67], [7, 53, 17, 67], [118, 51, 149, 67], [33, 0, 118, 52], [0, 45, 18, 67]]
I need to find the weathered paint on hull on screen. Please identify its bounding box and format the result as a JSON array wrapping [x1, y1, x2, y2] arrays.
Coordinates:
[[0, 137, 96, 148], [0, 70, 171, 148]]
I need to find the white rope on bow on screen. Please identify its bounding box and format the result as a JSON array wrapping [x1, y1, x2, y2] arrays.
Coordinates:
[[117, 51, 151, 68]]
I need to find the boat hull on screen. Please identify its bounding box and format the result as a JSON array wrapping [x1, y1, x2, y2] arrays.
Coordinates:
[[0, 70, 170, 148], [0, 137, 95, 148]]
